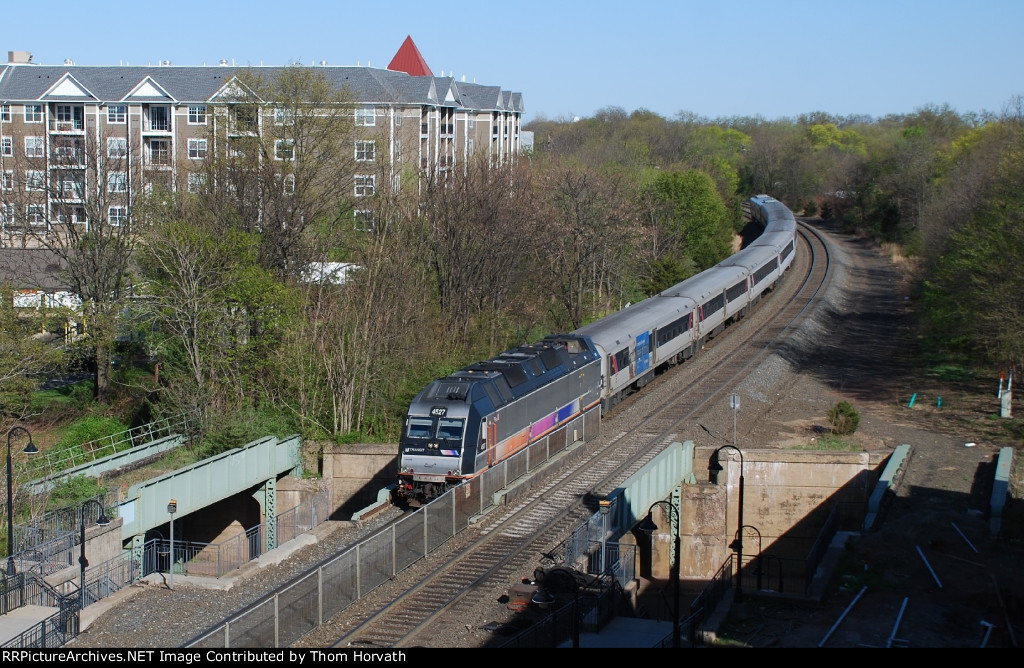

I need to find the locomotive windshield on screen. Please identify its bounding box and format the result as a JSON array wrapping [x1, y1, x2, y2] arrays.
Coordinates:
[[437, 418, 464, 441], [406, 417, 433, 439], [404, 416, 465, 441]]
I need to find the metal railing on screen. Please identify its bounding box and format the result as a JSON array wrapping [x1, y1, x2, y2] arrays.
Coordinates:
[[8, 491, 120, 573], [0, 572, 78, 648], [497, 579, 626, 648], [0, 488, 330, 650], [25, 410, 199, 481]]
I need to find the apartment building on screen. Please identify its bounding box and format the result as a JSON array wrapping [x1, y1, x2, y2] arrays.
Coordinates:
[[0, 40, 523, 244]]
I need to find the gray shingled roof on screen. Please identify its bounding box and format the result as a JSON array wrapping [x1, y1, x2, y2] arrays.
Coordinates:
[[0, 249, 66, 291], [0, 64, 521, 112]]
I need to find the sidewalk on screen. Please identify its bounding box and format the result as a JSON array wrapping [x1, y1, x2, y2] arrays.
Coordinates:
[[0, 604, 61, 645]]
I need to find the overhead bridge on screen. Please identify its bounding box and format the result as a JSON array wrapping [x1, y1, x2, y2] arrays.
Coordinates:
[[115, 434, 303, 554]]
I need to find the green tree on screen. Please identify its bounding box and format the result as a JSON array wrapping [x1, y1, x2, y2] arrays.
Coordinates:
[[647, 169, 734, 273], [136, 198, 286, 445], [921, 109, 1024, 374]]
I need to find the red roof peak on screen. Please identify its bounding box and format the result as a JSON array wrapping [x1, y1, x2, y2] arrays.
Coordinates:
[[387, 35, 433, 77]]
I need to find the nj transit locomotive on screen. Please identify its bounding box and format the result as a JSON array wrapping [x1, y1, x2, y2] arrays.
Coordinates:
[[395, 195, 797, 504]]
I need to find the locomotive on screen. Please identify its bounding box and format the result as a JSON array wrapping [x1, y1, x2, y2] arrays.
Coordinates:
[[394, 195, 797, 504]]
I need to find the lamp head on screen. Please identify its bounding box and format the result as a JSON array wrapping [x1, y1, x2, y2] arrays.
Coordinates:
[[531, 586, 556, 606], [638, 512, 658, 535], [708, 454, 723, 484]]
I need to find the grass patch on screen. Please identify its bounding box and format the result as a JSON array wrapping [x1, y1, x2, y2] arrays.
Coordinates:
[[925, 363, 976, 383], [789, 434, 862, 451]]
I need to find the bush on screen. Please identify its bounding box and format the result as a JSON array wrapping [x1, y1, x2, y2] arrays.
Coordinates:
[[54, 415, 130, 450], [46, 475, 106, 511], [827, 400, 860, 435]]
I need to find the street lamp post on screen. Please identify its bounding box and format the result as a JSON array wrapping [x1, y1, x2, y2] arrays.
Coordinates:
[[639, 499, 681, 648], [78, 499, 110, 611], [6, 426, 38, 575], [167, 500, 177, 590], [710, 445, 745, 603], [531, 567, 581, 648]]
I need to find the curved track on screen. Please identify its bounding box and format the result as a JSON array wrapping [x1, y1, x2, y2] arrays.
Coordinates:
[[296, 223, 833, 649]]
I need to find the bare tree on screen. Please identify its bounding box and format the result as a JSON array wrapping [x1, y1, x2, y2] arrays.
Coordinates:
[[2, 124, 143, 402], [533, 158, 637, 330], [416, 158, 542, 346], [194, 65, 360, 277]]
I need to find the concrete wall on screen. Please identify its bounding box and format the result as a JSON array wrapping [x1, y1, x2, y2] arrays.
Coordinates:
[[659, 448, 884, 581], [46, 517, 124, 594], [322, 443, 397, 519]]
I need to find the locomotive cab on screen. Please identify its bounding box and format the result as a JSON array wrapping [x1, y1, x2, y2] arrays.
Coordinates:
[[396, 404, 473, 503]]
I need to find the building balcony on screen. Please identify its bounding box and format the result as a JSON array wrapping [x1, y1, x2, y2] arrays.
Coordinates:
[[50, 120, 84, 133], [50, 153, 86, 167]]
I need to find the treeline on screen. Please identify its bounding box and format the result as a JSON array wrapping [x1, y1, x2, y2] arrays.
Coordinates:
[[3, 66, 1022, 456]]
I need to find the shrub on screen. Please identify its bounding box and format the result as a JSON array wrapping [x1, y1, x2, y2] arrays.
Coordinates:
[[46, 475, 106, 511], [828, 400, 860, 435], [55, 415, 130, 450]]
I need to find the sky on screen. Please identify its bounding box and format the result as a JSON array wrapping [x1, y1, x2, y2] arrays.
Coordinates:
[[2, 0, 1020, 124]]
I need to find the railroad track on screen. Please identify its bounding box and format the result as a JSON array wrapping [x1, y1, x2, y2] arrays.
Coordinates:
[[296, 223, 833, 649]]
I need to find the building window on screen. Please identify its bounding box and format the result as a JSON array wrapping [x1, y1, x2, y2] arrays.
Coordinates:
[[25, 170, 45, 191], [25, 136, 44, 158], [354, 175, 375, 197], [354, 209, 374, 231], [60, 178, 84, 199], [24, 105, 43, 123], [1, 136, 11, 156], [148, 106, 170, 132], [1, 105, 9, 122], [107, 105, 127, 123], [57, 206, 87, 224], [188, 105, 207, 125], [395, 112, 402, 126], [188, 138, 208, 159], [2, 171, 12, 191], [274, 108, 294, 125], [233, 106, 258, 133], [355, 106, 375, 126], [282, 174, 295, 195], [108, 172, 128, 193], [108, 137, 128, 158], [394, 139, 402, 162], [1, 203, 13, 225], [187, 172, 206, 194], [275, 139, 294, 161], [355, 140, 375, 162], [148, 139, 171, 165], [53, 138, 83, 164], [108, 206, 128, 226], [467, 138, 474, 155], [54, 104, 82, 130], [468, 116, 475, 130], [26, 205, 46, 225]]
